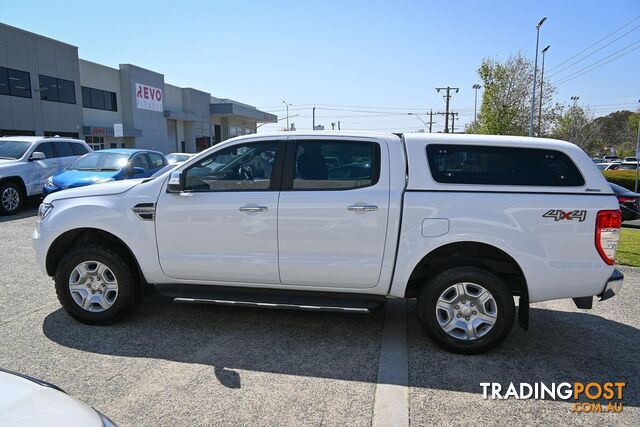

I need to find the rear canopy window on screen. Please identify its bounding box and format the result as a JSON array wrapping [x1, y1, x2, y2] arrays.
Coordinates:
[[426, 144, 585, 187]]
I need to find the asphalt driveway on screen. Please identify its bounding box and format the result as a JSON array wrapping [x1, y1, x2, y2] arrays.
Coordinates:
[[0, 210, 638, 426]]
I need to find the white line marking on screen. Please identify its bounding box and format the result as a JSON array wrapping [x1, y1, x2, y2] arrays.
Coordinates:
[[373, 298, 409, 427]]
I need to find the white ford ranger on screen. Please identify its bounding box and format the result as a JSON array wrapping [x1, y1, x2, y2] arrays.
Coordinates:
[[32, 132, 623, 354]]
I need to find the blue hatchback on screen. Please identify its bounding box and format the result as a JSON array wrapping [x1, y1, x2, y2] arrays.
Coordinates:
[[43, 149, 167, 195]]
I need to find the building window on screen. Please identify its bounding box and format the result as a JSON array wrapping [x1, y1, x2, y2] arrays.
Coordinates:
[[81, 86, 117, 111], [0, 66, 32, 98], [39, 75, 76, 104], [85, 136, 105, 151]]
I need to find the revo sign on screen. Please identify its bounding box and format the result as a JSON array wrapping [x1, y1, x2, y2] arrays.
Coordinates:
[[135, 83, 163, 112]]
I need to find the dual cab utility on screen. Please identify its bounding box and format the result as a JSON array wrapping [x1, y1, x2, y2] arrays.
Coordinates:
[[32, 132, 623, 354]]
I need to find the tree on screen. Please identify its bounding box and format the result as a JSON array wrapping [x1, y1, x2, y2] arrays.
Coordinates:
[[550, 105, 597, 151], [468, 53, 561, 136]]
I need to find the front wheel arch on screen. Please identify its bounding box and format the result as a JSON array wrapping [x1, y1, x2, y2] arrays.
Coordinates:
[[46, 228, 148, 296]]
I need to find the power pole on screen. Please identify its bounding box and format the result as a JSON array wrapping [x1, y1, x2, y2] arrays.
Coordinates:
[[436, 87, 459, 133], [450, 112, 459, 133], [428, 109, 435, 133], [312, 106, 316, 129], [338, 121, 341, 130]]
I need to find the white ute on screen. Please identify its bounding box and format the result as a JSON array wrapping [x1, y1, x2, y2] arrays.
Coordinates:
[[32, 132, 624, 354]]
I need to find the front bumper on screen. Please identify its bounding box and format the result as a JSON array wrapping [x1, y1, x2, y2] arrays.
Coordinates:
[[598, 268, 624, 301]]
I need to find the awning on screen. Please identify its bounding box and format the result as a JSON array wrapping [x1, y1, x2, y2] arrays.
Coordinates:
[[210, 102, 277, 123]]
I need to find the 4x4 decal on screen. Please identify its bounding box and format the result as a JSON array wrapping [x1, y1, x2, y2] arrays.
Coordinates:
[[543, 209, 587, 222]]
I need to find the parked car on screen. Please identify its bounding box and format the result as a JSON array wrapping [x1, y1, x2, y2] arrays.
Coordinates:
[[617, 162, 638, 170], [609, 182, 640, 221], [165, 152, 195, 165], [604, 155, 621, 162], [623, 157, 638, 162], [0, 136, 91, 215], [596, 162, 620, 171], [592, 157, 605, 164], [0, 368, 114, 426], [43, 149, 167, 196], [33, 132, 623, 354]]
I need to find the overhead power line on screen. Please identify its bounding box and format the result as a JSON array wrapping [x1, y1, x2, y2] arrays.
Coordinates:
[[553, 40, 640, 85], [547, 22, 640, 78], [547, 14, 640, 72]]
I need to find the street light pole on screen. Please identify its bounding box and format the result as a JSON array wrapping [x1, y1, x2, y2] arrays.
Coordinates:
[[407, 112, 429, 129], [529, 17, 547, 137], [472, 84, 481, 125], [538, 45, 550, 136], [282, 101, 291, 131]]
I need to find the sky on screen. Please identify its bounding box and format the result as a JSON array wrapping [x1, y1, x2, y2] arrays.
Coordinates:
[[2, 0, 638, 133]]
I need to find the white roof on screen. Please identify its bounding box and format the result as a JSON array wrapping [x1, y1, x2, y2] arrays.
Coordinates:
[[0, 136, 82, 143]]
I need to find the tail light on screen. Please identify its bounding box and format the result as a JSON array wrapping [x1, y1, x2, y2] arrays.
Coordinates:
[[595, 210, 622, 265], [617, 196, 638, 203]]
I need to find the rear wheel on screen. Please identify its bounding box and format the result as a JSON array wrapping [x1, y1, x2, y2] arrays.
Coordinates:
[[54, 245, 140, 324], [417, 266, 515, 354], [0, 182, 24, 215]]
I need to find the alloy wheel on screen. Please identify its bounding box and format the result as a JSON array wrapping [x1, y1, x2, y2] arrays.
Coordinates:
[[1, 187, 20, 212], [435, 282, 498, 340], [68, 261, 119, 312]]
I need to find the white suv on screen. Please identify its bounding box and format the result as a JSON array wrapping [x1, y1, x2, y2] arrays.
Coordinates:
[[0, 136, 91, 215]]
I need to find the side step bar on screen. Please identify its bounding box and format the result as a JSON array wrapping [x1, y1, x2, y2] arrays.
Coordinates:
[[154, 284, 386, 314]]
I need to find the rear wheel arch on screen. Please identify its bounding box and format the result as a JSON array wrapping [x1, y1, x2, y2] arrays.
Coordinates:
[[46, 228, 148, 295], [404, 241, 528, 302]]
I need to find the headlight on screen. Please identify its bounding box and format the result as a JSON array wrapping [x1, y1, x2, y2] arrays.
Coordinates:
[[96, 178, 115, 184], [38, 203, 53, 220]]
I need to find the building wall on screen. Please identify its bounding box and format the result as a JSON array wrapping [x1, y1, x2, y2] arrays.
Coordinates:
[[119, 64, 170, 153], [0, 23, 83, 136], [79, 59, 123, 128]]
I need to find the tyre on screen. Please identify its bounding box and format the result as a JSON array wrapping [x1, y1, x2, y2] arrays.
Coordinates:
[[417, 266, 515, 354], [0, 181, 24, 215], [54, 244, 140, 325]]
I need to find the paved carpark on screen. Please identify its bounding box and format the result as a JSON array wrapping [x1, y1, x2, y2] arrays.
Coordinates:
[[0, 206, 638, 426]]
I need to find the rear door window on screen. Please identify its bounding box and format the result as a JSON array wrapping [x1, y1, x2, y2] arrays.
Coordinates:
[[53, 141, 74, 158], [426, 144, 585, 187], [148, 153, 166, 169], [288, 140, 380, 190]]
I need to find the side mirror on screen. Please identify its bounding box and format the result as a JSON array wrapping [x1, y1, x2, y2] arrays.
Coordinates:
[[132, 167, 145, 175], [166, 170, 184, 193], [29, 151, 46, 161]]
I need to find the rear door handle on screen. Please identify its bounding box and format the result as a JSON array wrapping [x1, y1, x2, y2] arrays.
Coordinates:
[[239, 205, 268, 212], [347, 204, 378, 212]]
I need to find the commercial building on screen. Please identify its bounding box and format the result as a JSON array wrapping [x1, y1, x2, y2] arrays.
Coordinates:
[[0, 22, 276, 153]]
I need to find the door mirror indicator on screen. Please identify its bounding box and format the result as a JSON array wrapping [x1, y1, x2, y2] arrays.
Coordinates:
[[29, 151, 46, 161], [167, 171, 183, 193]]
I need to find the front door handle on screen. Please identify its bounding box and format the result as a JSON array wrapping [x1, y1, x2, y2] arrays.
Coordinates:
[[347, 204, 378, 212], [239, 205, 268, 212]]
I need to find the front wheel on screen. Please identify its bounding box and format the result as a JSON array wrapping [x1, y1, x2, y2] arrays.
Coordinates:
[[54, 245, 140, 324], [0, 182, 24, 215], [417, 266, 515, 354]]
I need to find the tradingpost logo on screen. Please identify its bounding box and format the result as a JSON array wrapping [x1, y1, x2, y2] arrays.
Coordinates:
[[480, 382, 626, 413]]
